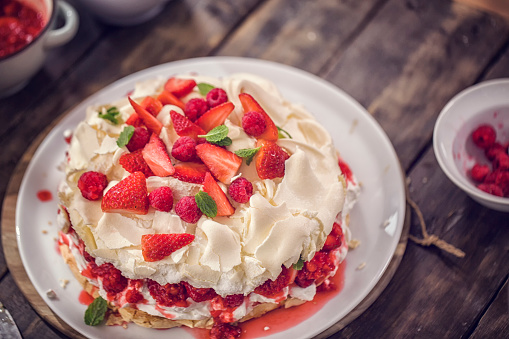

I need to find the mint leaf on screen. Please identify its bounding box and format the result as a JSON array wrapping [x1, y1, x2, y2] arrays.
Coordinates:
[[84, 297, 108, 326], [197, 83, 215, 96], [117, 125, 135, 148], [98, 106, 120, 125], [195, 191, 217, 218], [277, 126, 292, 139], [213, 137, 232, 146], [234, 146, 261, 166], [199, 125, 229, 142], [293, 258, 305, 271]]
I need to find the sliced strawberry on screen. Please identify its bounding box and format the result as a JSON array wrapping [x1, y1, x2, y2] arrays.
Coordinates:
[[239, 93, 278, 141], [119, 149, 154, 177], [141, 233, 195, 262], [157, 90, 186, 110], [203, 172, 234, 216], [142, 134, 175, 177], [195, 101, 235, 132], [128, 97, 163, 135], [125, 112, 143, 127], [170, 110, 206, 140], [195, 143, 242, 184], [101, 172, 149, 215], [164, 77, 197, 98], [173, 162, 209, 184], [140, 96, 163, 116], [337, 156, 354, 183], [255, 140, 289, 180]]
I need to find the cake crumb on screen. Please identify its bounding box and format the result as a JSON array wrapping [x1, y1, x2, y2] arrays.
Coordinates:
[[264, 326, 270, 331], [60, 279, 69, 289], [422, 177, 428, 184], [46, 289, 57, 299], [42, 230, 48, 234], [382, 219, 390, 228], [356, 262, 366, 270], [348, 239, 361, 249], [48, 221, 53, 226]]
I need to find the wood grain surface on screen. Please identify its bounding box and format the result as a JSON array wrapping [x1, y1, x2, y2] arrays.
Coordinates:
[[1, 0, 508, 338]]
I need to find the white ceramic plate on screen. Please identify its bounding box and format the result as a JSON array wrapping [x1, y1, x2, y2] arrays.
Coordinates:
[[16, 57, 406, 339]]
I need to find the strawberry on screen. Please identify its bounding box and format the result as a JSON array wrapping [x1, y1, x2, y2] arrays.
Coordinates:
[[196, 101, 235, 132], [141, 233, 195, 262], [128, 97, 163, 135], [173, 162, 209, 184], [254, 266, 294, 297], [338, 156, 354, 183], [119, 149, 155, 177], [142, 134, 175, 177], [170, 110, 206, 140], [195, 143, 242, 184], [203, 172, 234, 216], [125, 112, 143, 127], [101, 172, 149, 215], [157, 90, 186, 110], [239, 93, 278, 141], [255, 141, 290, 179], [164, 77, 197, 98], [140, 96, 163, 116]]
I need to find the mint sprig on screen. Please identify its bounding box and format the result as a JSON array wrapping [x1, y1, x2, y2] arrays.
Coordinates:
[[98, 106, 120, 125], [234, 146, 261, 165], [197, 83, 215, 96], [117, 125, 135, 148], [277, 126, 292, 139], [195, 191, 217, 218], [293, 258, 305, 271], [84, 296, 108, 326], [198, 125, 232, 146]]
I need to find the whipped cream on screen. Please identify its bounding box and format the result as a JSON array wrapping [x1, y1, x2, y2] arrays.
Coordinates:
[[59, 73, 349, 296]]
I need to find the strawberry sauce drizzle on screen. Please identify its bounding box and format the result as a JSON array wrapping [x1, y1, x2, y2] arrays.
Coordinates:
[[36, 189, 53, 201], [186, 260, 346, 339]]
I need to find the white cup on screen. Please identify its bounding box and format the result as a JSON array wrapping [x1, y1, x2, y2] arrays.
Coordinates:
[[78, 0, 170, 26], [0, 0, 79, 98]]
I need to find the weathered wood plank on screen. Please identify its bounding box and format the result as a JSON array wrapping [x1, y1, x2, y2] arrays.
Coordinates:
[[218, 0, 387, 75], [470, 279, 509, 339], [323, 0, 509, 169], [0, 274, 66, 338], [333, 149, 509, 338]]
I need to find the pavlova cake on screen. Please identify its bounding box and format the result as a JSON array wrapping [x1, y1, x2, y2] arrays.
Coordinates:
[[57, 72, 360, 338]]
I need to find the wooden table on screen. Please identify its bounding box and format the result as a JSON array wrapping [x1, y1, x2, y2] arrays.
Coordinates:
[[1, 0, 508, 338]]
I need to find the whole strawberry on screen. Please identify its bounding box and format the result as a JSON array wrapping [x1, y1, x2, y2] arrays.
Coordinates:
[[255, 141, 290, 179]]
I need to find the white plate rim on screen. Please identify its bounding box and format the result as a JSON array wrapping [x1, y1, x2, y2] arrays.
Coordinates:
[[15, 56, 407, 339]]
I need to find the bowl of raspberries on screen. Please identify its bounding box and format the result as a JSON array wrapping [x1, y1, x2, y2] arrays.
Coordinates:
[[434, 79, 509, 212]]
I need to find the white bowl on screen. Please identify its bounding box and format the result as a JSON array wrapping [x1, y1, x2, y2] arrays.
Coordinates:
[[433, 79, 509, 212], [0, 0, 78, 98]]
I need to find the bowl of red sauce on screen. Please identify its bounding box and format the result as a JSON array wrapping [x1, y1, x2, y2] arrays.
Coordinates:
[[0, 0, 78, 97]]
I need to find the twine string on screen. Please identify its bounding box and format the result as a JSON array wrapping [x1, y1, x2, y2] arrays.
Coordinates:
[[406, 188, 465, 258]]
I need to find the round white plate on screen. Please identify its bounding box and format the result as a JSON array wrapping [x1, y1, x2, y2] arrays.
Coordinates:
[[16, 57, 406, 339]]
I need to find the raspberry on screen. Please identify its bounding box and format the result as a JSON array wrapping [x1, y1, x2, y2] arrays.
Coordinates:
[[171, 136, 198, 162], [175, 196, 202, 223], [126, 127, 150, 152], [254, 266, 292, 297], [125, 289, 144, 304], [485, 143, 506, 161], [210, 322, 242, 339], [322, 222, 343, 252], [228, 177, 253, 203], [477, 183, 504, 197], [184, 98, 209, 122], [469, 164, 490, 182], [241, 111, 266, 137], [92, 263, 128, 296], [494, 152, 509, 171], [295, 252, 335, 288], [223, 294, 244, 308], [494, 170, 509, 195], [182, 282, 217, 302], [149, 186, 174, 212], [206, 88, 228, 108], [78, 171, 108, 201], [472, 124, 496, 149], [147, 280, 188, 307]]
